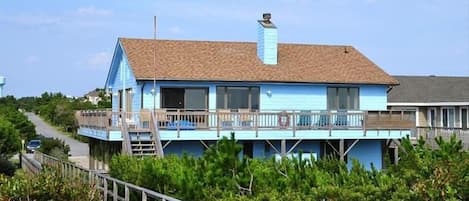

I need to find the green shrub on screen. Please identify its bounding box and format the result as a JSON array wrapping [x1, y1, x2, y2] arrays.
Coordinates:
[[0, 168, 101, 201], [0, 117, 21, 159], [38, 137, 70, 160], [0, 158, 16, 176], [109, 135, 469, 201]]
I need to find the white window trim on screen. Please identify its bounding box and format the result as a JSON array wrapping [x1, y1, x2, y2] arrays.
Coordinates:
[[416, 107, 419, 127], [440, 107, 456, 128], [427, 107, 437, 127], [460, 107, 469, 129]]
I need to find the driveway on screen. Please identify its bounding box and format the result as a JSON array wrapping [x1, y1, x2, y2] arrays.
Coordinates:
[[25, 112, 89, 167]]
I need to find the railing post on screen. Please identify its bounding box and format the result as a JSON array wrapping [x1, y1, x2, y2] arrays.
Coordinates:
[[328, 111, 332, 137], [363, 111, 367, 136], [292, 111, 296, 137], [177, 109, 180, 138], [113, 181, 118, 201], [255, 111, 259, 138], [104, 179, 108, 201], [125, 185, 130, 201], [142, 192, 147, 201], [217, 111, 220, 137]]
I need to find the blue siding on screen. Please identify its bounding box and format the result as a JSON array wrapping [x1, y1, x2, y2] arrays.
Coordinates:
[[262, 140, 321, 159], [347, 140, 382, 170], [257, 23, 278, 65], [134, 81, 386, 112], [359, 85, 387, 110], [164, 141, 205, 157], [252, 140, 266, 158], [260, 84, 327, 110], [142, 82, 159, 109], [108, 42, 138, 112]]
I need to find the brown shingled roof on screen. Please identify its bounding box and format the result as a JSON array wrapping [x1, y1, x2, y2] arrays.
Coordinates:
[[119, 38, 398, 85]]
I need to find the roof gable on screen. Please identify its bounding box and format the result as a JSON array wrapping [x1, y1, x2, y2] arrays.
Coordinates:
[[118, 38, 398, 85]]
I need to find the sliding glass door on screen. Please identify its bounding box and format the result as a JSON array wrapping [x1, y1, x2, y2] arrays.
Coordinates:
[[161, 88, 208, 110]]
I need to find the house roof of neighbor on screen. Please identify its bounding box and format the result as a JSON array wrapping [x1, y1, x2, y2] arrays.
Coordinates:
[[388, 76, 469, 103], [118, 38, 398, 85]]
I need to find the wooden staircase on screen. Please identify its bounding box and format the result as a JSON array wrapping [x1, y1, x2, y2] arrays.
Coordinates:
[[120, 111, 164, 157]]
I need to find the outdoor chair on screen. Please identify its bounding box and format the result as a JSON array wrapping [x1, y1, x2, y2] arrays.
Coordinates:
[[297, 110, 312, 128], [315, 110, 330, 128], [334, 109, 348, 127], [238, 109, 253, 128], [154, 109, 170, 128], [218, 109, 233, 128]]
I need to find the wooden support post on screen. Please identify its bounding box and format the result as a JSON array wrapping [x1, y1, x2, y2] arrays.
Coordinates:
[[394, 145, 399, 165], [339, 139, 345, 161], [281, 139, 287, 157]]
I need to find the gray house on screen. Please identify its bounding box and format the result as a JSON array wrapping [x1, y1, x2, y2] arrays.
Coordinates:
[[388, 75, 469, 148]]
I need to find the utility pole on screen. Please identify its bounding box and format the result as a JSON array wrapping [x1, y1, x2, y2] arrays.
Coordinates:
[[152, 16, 157, 111]]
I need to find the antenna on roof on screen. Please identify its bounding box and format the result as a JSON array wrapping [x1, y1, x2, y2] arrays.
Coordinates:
[[152, 16, 157, 110]]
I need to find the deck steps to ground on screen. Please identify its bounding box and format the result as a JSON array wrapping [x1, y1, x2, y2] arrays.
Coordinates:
[[129, 132, 157, 156]]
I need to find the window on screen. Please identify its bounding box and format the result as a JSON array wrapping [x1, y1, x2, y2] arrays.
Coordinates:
[[161, 88, 208, 110], [441, 108, 455, 128], [216, 86, 259, 110], [327, 87, 359, 110], [461, 108, 468, 129], [428, 108, 437, 127]]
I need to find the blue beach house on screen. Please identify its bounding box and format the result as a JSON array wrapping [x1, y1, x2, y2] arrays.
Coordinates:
[[77, 14, 415, 170]]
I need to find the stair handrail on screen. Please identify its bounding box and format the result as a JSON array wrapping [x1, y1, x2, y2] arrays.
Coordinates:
[[120, 112, 133, 155], [150, 110, 165, 157]]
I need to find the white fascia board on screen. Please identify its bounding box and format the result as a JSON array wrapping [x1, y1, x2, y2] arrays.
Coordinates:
[[388, 102, 469, 106]]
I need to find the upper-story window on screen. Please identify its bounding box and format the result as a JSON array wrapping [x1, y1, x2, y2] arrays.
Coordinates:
[[441, 107, 455, 128], [327, 87, 359, 110], [216, 86, 259, 110]]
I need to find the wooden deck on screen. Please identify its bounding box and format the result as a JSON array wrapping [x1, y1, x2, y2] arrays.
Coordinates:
[[76, 109, 415, 137]]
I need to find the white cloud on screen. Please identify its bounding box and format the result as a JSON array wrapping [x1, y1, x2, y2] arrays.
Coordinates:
[[168, 26, 183, 34], [87, 52, 111, 68], [24, 55, 40, 64], [76, 6, 112, 17]]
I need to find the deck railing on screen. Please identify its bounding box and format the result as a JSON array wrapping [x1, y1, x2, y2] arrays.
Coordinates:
[[416, 127, 469, 150], [76, 109, 416, 137]]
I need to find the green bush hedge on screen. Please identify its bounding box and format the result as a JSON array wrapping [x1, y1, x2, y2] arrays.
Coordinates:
[[0, 169, 101, 201], [110, 135, 469, 201], [38, 137, 70, 160]]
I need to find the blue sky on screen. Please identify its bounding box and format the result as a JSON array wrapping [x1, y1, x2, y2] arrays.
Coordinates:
[[1, 0, 468, 97]]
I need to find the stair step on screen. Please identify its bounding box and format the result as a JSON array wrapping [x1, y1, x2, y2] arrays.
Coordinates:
[[133, 154, 156, 156], [131, 144, 155, 147], [132, 148, 156, 151]]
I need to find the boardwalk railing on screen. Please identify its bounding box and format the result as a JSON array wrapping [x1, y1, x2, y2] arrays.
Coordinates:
[[77, 109, 415, 136], [26, 152, 181, 201]]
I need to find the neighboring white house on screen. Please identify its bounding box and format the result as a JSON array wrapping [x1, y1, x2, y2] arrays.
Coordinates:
[[84, 89, 102, 105]]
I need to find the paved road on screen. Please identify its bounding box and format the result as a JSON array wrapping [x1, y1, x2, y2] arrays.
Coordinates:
[[25, 112, 89, 157]]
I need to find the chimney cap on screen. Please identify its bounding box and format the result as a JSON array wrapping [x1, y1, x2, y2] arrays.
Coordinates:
[[263, 13, 271, 23], [258, 13, 276, 28]]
